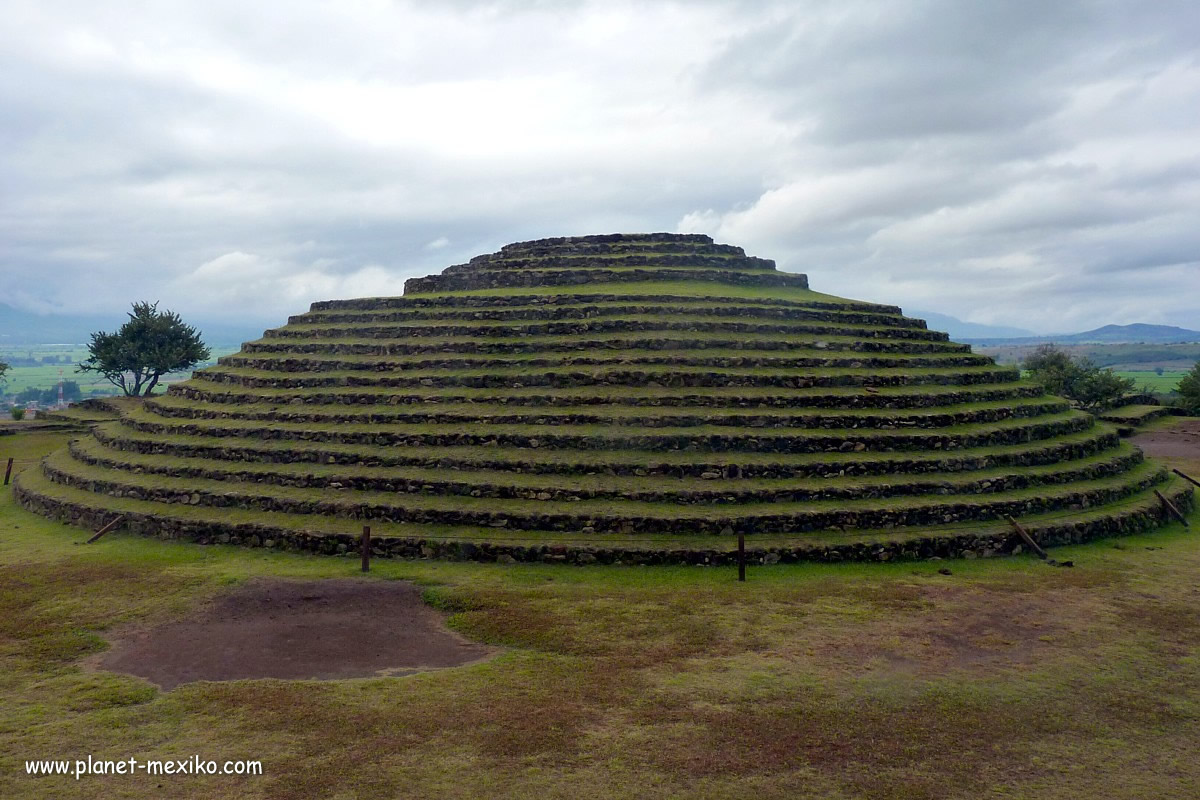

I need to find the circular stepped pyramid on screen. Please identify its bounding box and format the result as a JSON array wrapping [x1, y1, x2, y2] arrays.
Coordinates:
[[16, 233, 1193, 564]]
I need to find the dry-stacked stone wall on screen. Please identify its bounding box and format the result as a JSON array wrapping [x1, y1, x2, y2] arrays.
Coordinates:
[[401, 233, 806, 293], [15, 232, 1191, 563]]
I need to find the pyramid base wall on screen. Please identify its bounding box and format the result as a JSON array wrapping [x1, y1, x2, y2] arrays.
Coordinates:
[[14, 473, 1191, 567]]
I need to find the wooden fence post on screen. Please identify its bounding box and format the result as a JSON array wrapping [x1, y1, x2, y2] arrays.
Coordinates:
[[737, 531, 746, 582], [1006, 515, 1048, 559], [3, 458, 12, 486], [1172, 468, 1200, 489], [86, 515, 125, 544], [1154, 490, 1190, 528]]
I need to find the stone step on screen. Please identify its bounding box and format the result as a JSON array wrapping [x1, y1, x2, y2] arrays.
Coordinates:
[[1099, 405, 1174, 428], [242, 334, 971, 357], [499, 232, 716, 251], [116, 407, 1094, 453], [70, 435, 1144, 505], [36, 406, 121, 426], [442, 253, 778, 273], [403, 267, 810, 293], [38, 448, 1168, 534], [483, 237, 745, 259], [166, 380, 1043, 410], [144, 395, 1070, 430], [215, 350, 993, 375], [308, 291, 901, 315], [91, 422, 1121, 478], [263, 317, 951, 342], [190, 363, 1020, 390], [287, 302, 921, 328], [18, 466, 1190, 563]]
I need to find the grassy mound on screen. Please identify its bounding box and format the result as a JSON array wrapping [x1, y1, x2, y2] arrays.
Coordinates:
[[15, 233, 1192, 562]]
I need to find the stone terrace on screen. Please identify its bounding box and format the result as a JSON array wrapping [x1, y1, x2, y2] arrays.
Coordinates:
[[16, 233, 1193, 564]]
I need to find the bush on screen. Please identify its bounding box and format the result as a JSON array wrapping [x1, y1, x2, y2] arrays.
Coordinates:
[[10, 407, 25, 421], [1178, 362, 1200, 413], [1022, 345, 1135, 412], [1022, 344, 1078, 397]]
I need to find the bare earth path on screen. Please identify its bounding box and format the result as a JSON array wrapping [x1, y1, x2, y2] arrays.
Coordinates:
[[1132, 418, 1200, 460], [91, 578, 494, 689]]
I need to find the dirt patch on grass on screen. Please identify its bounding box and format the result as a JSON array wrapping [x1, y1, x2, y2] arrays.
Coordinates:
[[756, 581, 1081, 680], [92, 578, 494, 689], [904, 585, 1065, 673], [1131, 418, 1200, 459]]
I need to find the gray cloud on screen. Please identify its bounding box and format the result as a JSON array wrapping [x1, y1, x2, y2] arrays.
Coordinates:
[[0, 0, 1197, 333], [686, 0, 1200, 331]]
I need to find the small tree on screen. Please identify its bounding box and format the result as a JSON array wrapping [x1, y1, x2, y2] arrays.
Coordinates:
[[0, 360, 8, 392], [1023, 345, 1134, 412], [1022, 344, 1082, 397], [1178, 361, 1200, 413], [1070, 361, 1136, 411], [78, 302, 210, 396]]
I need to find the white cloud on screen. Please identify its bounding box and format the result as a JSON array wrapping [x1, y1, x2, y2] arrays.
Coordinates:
[[0, 0, 1197, 333], [172, 251, 408, 318]]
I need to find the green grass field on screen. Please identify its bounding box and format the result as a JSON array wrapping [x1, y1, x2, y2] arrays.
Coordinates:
[[978, 342, 1200, 371], [0, 347, 100, 396], [1113, 370, 1187, 394], [3, 427, 1200, 798], [0, 347, 236, 399], [1012, 368, 1186, 397]]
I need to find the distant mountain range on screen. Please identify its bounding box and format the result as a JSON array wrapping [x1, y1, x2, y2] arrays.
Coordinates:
[[959, 322, 1200, 346], [906, 311, 1200, 345], [1046, 323, 1200, 344], [0, 303, 268, 348], [908, 311, 1036, 340]]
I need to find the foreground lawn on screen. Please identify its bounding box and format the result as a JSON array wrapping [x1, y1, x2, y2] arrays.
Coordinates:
[[2, 430, 1200, 799]]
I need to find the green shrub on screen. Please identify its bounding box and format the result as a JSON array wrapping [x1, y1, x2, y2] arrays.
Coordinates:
[[1178, 361, 1200, 413], [1022, 344, 1134, 412], [10, 407, 26, 421]]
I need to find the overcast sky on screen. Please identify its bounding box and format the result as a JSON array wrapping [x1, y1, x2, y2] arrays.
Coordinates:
[[2, 0, 1198, 333]]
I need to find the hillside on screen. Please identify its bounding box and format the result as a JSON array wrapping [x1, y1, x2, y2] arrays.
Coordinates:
[[965, 322, 1200, 347], [907, 311, 1035, 340]]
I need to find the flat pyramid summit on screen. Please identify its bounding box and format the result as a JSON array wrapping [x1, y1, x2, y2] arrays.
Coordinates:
[[17, 233, 1193, 564], [401, 232, 808, 293]]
